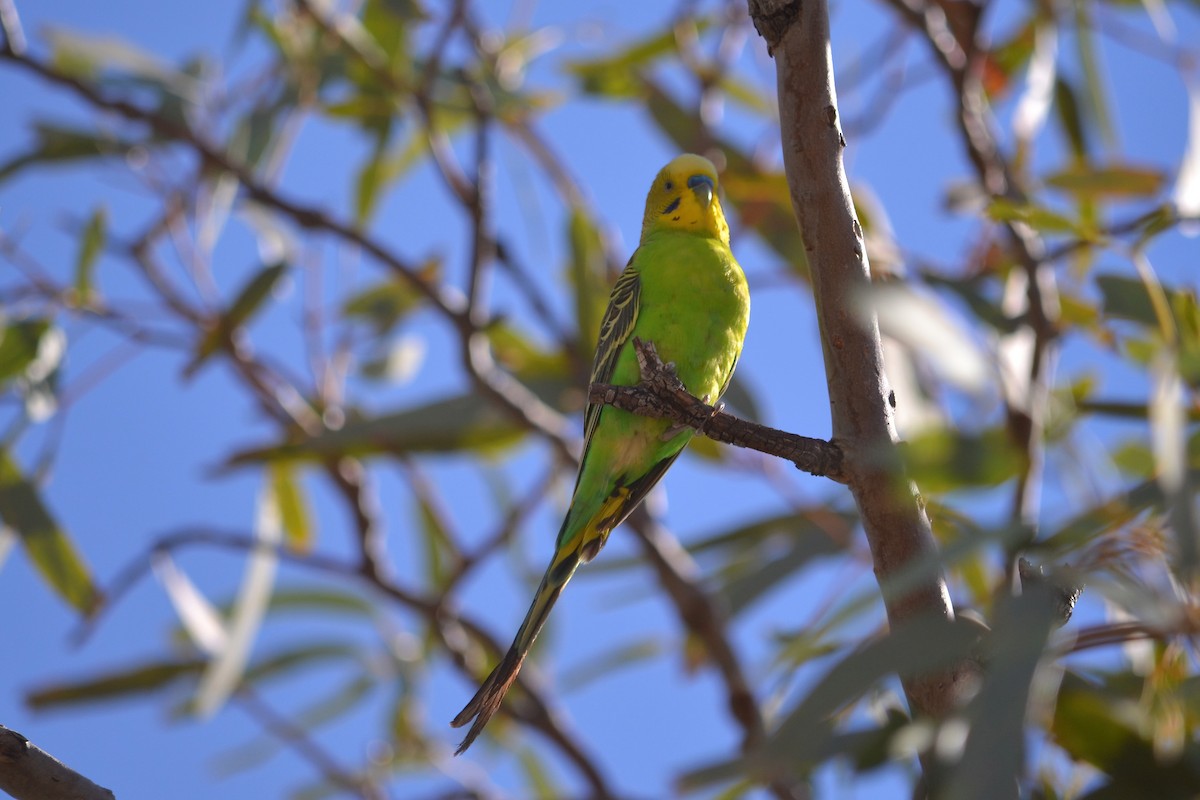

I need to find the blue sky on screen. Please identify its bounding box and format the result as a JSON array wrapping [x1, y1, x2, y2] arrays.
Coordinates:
[[2, 0, 1198, 798]]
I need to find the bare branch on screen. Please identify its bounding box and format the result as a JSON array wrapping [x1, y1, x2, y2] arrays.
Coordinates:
[[0, 725, 115, 800]]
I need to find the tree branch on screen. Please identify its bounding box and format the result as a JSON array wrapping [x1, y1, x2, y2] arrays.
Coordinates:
[[0, 725, 115, 800], [748, 0, 982, 722], [589, 338, 845, 482]]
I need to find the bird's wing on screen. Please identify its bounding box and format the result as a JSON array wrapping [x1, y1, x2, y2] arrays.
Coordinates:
[[581, 258, 641, 449]]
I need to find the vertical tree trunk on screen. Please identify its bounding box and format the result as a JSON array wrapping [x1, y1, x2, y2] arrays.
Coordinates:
[[748, 0, 982, 720]]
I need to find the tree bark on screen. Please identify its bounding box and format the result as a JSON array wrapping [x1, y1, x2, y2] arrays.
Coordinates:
[[0, 725, 115, 800], [748, 0, 982, 718]]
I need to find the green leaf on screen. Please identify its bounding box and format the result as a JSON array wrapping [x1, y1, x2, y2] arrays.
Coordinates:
[[0, 123, 133, 184], [987, 197, 1093, 235], [269, 463, 314, 553], [1072, 1, 1116, 150], [566, 18, 711, 98], [1033, 473, 1188, 555], [354, 135, 393, 225], [342, 259, 440, 334], [486, 323, 569, 379], [900, 427, 1022, 492], [27, 658, 204, 709], [567, 207, 611, 358], [1095, 272, 1192, 328], [45, 27, 196, 95], [693, 511, 847, 617], [224, 376, 575, 465], [229, 104, 281, 171], [941, 590, 1060, 799], [186, 262, 288, 376], [1053, 671, 1200, 796], [74, 206, 107, 303], [689, 616, 983, 788], [263, 586, 375, 617], [412, 474, 453, 590], [1044, 164, 1165, 198], [560, 639, 664, 691], [0, 319, 51, 385], [1054, 78, 1089, 159], [0, 451, 101, 614]]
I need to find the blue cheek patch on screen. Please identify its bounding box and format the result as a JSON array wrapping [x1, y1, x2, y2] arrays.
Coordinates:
[[662, 197, 681, 215]]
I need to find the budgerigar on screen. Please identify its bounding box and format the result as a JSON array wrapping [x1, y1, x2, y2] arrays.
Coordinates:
[[451, 153, 750, 753]]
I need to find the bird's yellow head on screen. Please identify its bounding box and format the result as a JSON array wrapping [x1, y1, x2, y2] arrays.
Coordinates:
[[640, 153, 729, 244]]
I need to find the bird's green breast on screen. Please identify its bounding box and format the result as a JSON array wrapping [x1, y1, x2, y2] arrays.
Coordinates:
[[616, 230, 749, 401]]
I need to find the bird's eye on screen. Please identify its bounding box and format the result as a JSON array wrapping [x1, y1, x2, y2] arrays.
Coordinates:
[[664, 180, 674, 191]]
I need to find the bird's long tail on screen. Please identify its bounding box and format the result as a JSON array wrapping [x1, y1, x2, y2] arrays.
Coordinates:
[[450, 547, 583, 754]]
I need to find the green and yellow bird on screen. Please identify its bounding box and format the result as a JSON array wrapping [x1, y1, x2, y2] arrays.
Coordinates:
[[451, 153, 750, 753]]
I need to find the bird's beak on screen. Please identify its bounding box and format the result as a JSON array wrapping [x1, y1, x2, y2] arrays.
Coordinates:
[[687, 174, 715, 208]]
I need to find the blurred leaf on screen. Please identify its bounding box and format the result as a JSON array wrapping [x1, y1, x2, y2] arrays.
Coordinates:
[[714, 75, 773, 115], [29, 643, 363, 712], [681, 710, 909, 792], [720, 167, 810, 278], [213, 673, 376, 776], [567, 207, 611, 358], [486, 323, 569, 379], [359, 335, 426, 383], [567, 18, 710, 98], [187, 262, 288, 376], [1034, 474, 1189, 554], [638, 79, 809, 275], [155, 554, 228, 655], [982, 18, 1036, 98], [692, 617, 981, 788], [1173, 82, 1200, 230], [264, 586, 375, 617], [74, 205, 107, 302], [28, 658, 204, 709], [225, 377, 575, 465], [1096, 272, 1197, 330], [229, 103, 282, 171], [942, 589, 1060, 800], [363, 0, 426, 58], [518, 745, 561, 799], [718, 375, 761, 424], [269, 463, 314, 553], [698, 512, 846, 617], [987, 197, 1093, 236], [0, 319, 51, 386], [1072, 1, 1115, 150], [925, 272, 1021, 334], [1045, 164, 1165, 198], [1053, 671, 1200, 797], [0, 450, 100, 614], [560, 639, 664, 691], [46, 27, 196, 98], [194, 482, 281, 717], [901, 427, 1022, 492], [342, 259, 440, 334], [241, 642, 366, 685], [354, 136, 392, 225], [868, 283, 993, 393], [1054, 78, 1089, 160], [0, 123, 134, 184], [412, 476, 452, 590]]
